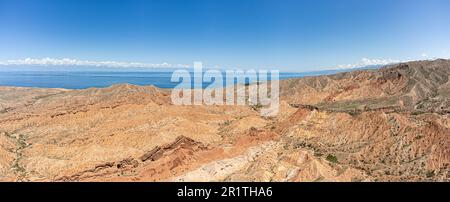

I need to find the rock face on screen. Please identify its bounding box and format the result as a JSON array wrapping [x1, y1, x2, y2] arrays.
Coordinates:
[[0, 59, 449, 182]]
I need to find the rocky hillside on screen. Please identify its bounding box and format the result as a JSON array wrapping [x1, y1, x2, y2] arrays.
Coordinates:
[[281, 59, 450, 113], [0, 59, 449, 181]]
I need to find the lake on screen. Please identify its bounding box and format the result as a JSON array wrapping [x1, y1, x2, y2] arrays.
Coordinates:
[[0, 70, 339, 89]]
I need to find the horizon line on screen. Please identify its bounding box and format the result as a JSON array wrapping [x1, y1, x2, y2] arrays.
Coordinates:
[[0, 57, 447, 73]]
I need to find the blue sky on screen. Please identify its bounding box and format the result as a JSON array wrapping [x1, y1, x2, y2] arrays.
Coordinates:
[[0, 0, 450, 71]]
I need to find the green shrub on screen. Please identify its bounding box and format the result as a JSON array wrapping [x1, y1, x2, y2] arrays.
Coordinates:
[[326, 154, 338, 163]]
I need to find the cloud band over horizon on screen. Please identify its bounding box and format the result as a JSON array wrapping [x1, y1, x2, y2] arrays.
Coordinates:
[[0, 57, 447, 71], [0, 58, 191, 69]]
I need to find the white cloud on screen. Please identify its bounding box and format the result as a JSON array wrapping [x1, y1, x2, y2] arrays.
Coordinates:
[[0, 57, 190, 68], [334, 58, 401, 69], [421, 53, 428, 58]]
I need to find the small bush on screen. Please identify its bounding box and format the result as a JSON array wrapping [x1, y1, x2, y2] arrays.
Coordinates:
[[222, 120, 232, 126], [326, 154, 338, 163], [314, 152, 323, 157], [426, 170, 435, 178], [251, 103, 263, 111]]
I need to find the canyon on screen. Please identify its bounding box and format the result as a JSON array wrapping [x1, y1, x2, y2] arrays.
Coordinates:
[[0, 59, 449, 182]]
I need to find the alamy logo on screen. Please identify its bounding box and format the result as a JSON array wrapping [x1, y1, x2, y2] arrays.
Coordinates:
[[171, 62, 279, 117]]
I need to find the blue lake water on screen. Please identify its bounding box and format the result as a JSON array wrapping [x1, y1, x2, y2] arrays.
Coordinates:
[[0, 70, 339, 89]]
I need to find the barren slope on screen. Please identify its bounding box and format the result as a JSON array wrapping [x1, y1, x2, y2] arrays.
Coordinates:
[[0, 59, 449, 181]]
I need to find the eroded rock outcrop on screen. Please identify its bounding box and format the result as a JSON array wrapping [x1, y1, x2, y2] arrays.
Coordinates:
[[0, 59, 449, 181]]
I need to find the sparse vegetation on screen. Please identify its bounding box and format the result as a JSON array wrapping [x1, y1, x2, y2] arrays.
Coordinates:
[[326, 154, 338, 163], [314, 152, 323, 157], [426, 170, 435, 178], [221, 120, 232, 126], [251, 103, 263, 111]]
